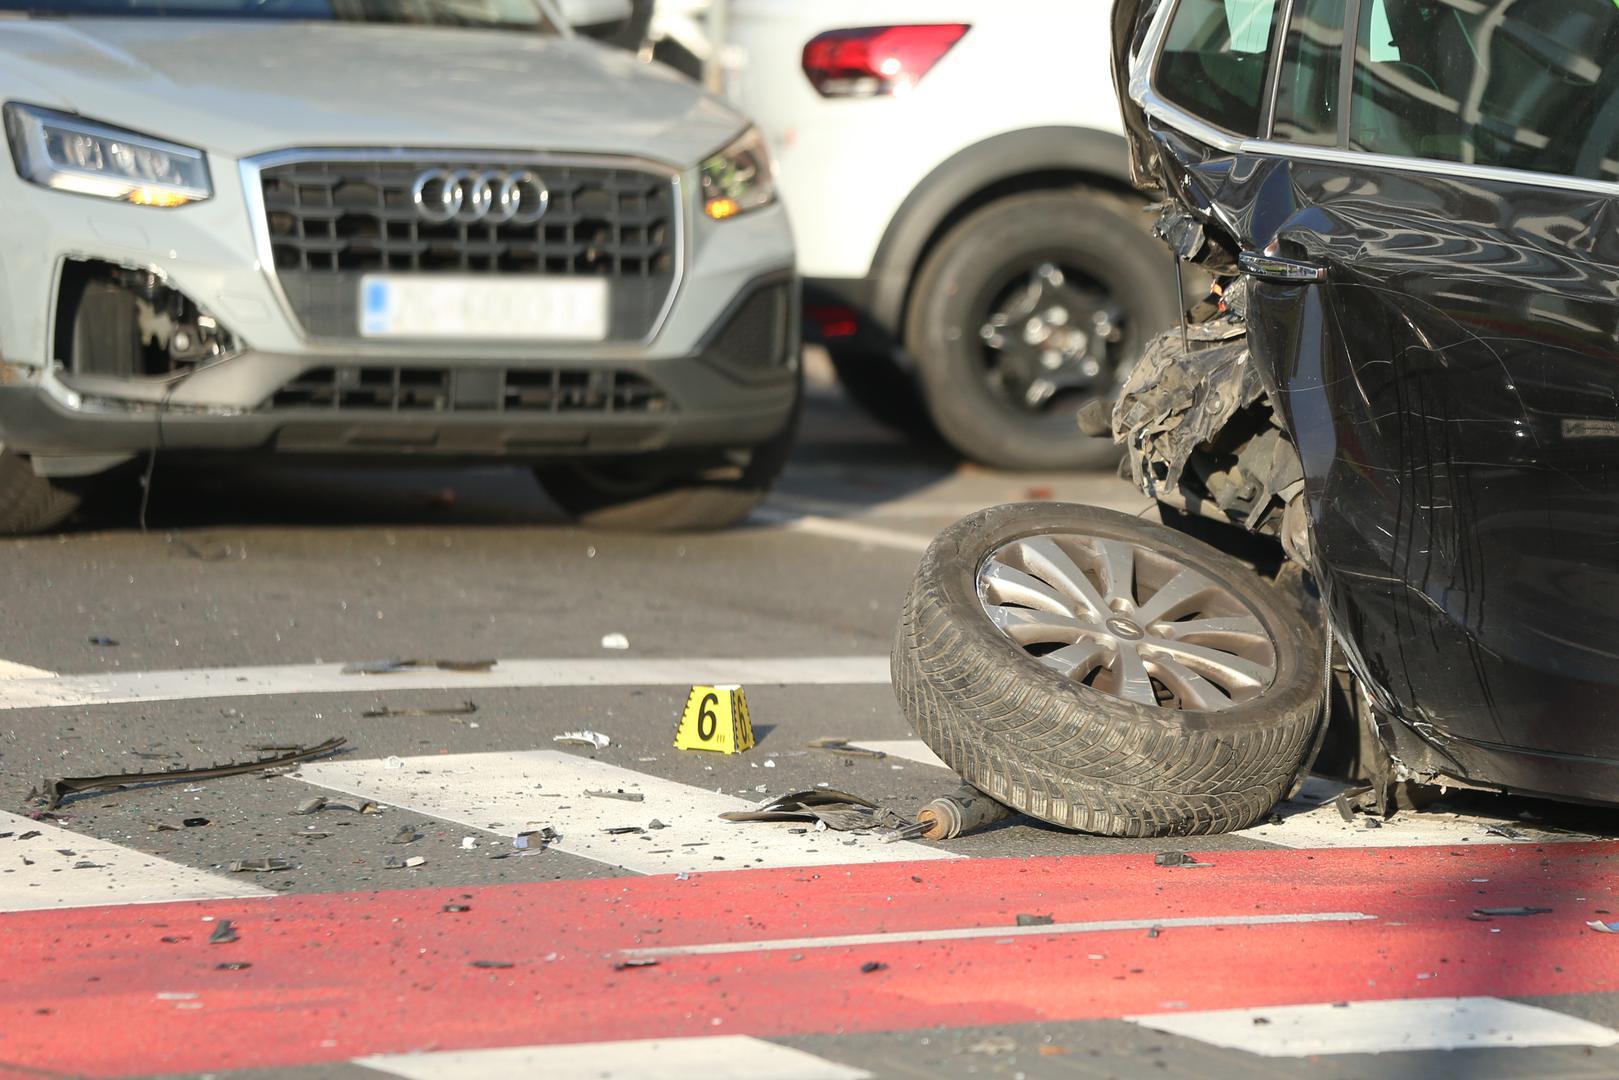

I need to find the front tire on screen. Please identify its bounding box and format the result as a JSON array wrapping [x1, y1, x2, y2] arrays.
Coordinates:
[[905, 189, 1180, 471], [893, 502, 1326, 836], [0, 447, 82, 536]]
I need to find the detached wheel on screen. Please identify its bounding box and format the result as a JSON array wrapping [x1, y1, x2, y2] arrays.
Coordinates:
[[905, 190, 1179, 471], [0, 446, 82, 535], [893, 502, 1325, 836]]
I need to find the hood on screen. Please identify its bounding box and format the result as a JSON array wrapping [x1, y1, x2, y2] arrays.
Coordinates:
[[1110, 0, 1162, 194], [0, 18, 745, 165]]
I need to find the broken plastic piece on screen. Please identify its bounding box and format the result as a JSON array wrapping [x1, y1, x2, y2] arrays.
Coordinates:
[[471, 960, 514, 969], [1016, 914, 1053, 927], [600, 633, 630, 650], [806, 738, 887, 760], [461, 837, 478, 850], [1474, 906, 1552, 917], [860, 961, 887, 974], [384, 855, 427, 869], [342, 659, 496, 675], [1484, 824, 1525, 839], [363, 701, 478, 718], [208, 920, 238, 944], [1587, 920, 1619, 934], [88, 635, 118, 647], [292, 797, 327, 816], [387, 826, 420, 845], [1154, 851, 1213, 868], [228, 858, 291, 873], [721, 789, 905, 832], [554, 731, 611, 750], [443, 904, 471, 913], [586, 789, 645, 802], [215, 962, 251, 971], [604, 826, 644, 835], [31, 737, 347, 811], [615, 958, 659, 970]]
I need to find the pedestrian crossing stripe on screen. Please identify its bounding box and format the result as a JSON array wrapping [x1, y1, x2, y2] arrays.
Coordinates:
[[674, 684, 755, 754]]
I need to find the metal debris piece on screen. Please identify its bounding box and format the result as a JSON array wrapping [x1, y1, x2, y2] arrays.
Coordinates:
[[183, 817, 210, 828], [1474, 906, 1552, 917], [362, 701, 478, 718], [387, 826, 420, 845], [215, 962, 251, 971], [860, 961, 887, 974], [208, 921, 239, 944], [88, 635, 118, 647], [342, 659, 496, 675], [1016, 914, 1053, 927], [1154, 851, 1213, 868], [917, 785, 1015, 840], [228, 858, 292, 873], [292, 797, 327, 816], [604, 826, 644, 836], [586, 789, 645, 803], [554, 731, 611, 750], [470, 960, 514, 969], [614, 958, 659, 970], [721, 789, 905, 832], [31, 737, 347, 811], [806, 738, 886, 760]]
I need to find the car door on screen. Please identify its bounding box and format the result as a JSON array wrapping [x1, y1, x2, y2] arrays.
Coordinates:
[[1221, 0, 1619, 792]]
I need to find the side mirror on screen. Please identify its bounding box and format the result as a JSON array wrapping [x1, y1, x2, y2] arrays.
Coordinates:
[[556, 0, 635, 28]]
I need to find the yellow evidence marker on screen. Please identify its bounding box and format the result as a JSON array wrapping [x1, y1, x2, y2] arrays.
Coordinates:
[[674, 684, 755, 754]]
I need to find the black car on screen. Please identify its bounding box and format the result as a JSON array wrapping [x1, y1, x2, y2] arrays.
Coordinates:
[[890, 0, 1619, 835]]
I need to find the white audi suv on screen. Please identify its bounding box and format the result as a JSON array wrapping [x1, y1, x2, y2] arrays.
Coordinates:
[[0, 0, 797, 533]]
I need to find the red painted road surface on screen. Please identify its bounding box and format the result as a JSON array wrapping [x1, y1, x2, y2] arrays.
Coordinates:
[[3, 843, 1618, 1077]]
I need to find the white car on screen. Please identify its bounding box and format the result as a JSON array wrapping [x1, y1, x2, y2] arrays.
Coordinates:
[[727, 0, 1182, 470], [0, 0, 796, 534]]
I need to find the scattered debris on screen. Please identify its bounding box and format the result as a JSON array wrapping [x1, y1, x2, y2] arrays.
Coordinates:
[[648, 820, 668, 830], [1473, 906, 1553, 917], [721, 789, 905, 832], [292, 797, 327, 816], [806, 738, 886, 760], [604, 826, 644, 836], [860, 961, 887, 974], [30, 737, 347, 811], [967, 1035, 1017, 1056], [614, 958, 659, 970], [586, 789, 646, 803], [228, 859, 292, 873], [470, 960, 514, 969], [554, 731, 611, 750], [917, 785, 1015, 840], [183, 817, 210, 828], [461, 837, 478, 850], [208, 920, 239, 944], [215, 962, 251, 971], [1484, 824, 1525, 839], [146, 821, 179, 833], [1148, 926, 1162, 939], [600, 633, 630, 650], [88, 635, 118, 647], [1016, 914, 1053, 927], [384, 855, 427, 869], [387, 826, 420, 845], [443, 904, 471, 913], [342, 659, 496, 675], [1588, 921, 1619, 934], [1154, 851, 1213, 868], [513, 828, 557, 851], [363, 701, 478, 718]]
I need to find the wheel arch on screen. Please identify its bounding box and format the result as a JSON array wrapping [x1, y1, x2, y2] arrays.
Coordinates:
[[867, 126, 1144, 339]]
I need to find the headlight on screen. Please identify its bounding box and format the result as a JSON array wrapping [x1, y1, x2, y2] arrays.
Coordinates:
[[699, 127, 775, 221], [3, 104, 211, 207]]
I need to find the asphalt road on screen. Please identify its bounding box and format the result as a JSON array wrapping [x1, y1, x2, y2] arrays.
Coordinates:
[[3, 352, 1619, 1080]]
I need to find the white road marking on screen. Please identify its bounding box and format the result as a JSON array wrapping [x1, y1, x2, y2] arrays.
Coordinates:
[[0, 810, 267, 914], [851, 739, 952, 770], [0, 659, 55, 680], [752, 510, 932, 553], [622, 912, 1375, 959], [1239, 777, 1594, 848], [0, 656, 892, 711], [1126, 997, 1619, 1057], [357, 1036, 870, 1080], [294, 751, 957, 876]]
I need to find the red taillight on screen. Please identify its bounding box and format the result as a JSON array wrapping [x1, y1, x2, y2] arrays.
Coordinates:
[[802, 24, 969, 98], [806, 304, 859, 339]]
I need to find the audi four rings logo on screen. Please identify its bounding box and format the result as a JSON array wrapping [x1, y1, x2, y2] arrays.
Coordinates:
[[411, 168, 551, 225]]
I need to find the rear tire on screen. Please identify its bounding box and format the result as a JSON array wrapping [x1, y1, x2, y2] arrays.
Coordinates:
[[892, 502, 1326, 836], [0, 447, 82, 535], [905, 189, 1180, 471]]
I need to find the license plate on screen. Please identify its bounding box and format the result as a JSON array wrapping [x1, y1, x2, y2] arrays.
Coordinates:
[[359, 275, 609, 341]]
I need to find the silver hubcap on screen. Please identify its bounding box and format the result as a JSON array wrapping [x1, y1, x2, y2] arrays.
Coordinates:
[[976, 533, 1278, 712]]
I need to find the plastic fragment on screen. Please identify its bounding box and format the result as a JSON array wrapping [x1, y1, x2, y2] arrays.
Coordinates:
[[1473, 906, 1552, 917], [387, 826, 420, 845], [292, 797, 327, 816], [215, 962, 251, 971], [228, 858, 291, 873], [600, 633, 630, 650], [586, 789, 645, 802], [860, 961, 887, 974], [461, 837, 478, 850], [363, 701, 478, 718], [615, 958, 659, 970], [605, 826, 644, 835], [1587, 920, 1619, 934], [342, 658, 496, 675], [1016, 913, 1053, 927], [1154, 851, 1213, 868], [208, 920, 239, 944], [88, 635, 118, 647], [471, 960, 514, 969], [555, 731, 611, 750], [443, 904, 471, 913]]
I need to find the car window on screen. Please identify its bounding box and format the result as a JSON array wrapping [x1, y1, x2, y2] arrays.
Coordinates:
[[1154, 0, 1285, 136], [1270, 0, 1345, 145], [1349, 0, 1619, 182]]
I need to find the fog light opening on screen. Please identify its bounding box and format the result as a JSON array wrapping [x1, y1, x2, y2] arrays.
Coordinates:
[[54, 259, 241, 379]]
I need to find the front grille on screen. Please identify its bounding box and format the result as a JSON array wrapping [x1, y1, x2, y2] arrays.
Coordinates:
[[257, 157, 679, 340], [265, 367, 671, 414]]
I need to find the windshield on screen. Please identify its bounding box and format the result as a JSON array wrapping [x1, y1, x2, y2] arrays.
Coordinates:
[[0, 0, 561, 31]]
